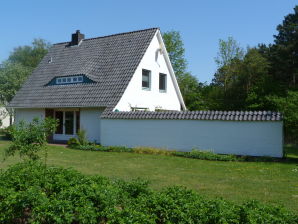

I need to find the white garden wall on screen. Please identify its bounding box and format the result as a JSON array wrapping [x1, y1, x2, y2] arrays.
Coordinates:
[[101, 119, 283, 157]]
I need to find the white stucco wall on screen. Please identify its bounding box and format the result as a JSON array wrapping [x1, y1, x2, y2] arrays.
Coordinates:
[[80, 108, 103, 143], [0, 107, 11, 128], [15, 108, 45, 123], [101, 119, 283, 157], [114, 31, 182, 111]]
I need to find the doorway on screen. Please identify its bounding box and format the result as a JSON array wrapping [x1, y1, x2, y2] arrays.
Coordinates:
[[53, 110, 80, 141]]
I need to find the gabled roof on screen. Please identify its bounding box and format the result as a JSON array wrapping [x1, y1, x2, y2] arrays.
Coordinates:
[[101, 110, 282, 121], [9, 28, 159, 108]]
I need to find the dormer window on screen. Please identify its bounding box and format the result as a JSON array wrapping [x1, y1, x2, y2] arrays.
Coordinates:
[[45, 74, 95, 86], [56, 75, 84, 85]]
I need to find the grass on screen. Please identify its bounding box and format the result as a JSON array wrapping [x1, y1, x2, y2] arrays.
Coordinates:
[[0, 139, 297, 212]]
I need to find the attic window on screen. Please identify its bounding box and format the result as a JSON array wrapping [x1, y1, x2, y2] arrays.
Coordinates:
[[142, 69, 151, 90], [56, 75, 84, 85], [46, 74, 96, 86]]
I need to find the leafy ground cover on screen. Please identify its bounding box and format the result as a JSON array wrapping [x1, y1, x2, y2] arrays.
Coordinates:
[[0, 139, 297, 213], [1, 161, 297, 223]]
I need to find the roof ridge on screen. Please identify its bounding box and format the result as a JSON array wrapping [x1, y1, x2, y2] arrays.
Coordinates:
[[54, 27, 159, 45]]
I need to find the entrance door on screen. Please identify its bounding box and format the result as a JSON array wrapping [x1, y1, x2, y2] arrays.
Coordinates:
[[54, 110, 80, 141]]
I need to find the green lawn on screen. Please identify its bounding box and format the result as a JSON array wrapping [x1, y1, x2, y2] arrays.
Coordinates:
[[0, 140, 297, 212]]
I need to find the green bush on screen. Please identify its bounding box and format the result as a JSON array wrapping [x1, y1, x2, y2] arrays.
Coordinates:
[[1, 125, 13, 140], [71, 144, 133, 152], [67, 137, 80, 147], [173, 149, 240, 161], [133, 146, 174, 156], [0, 162, 297, 223], [69, 145, 281, 162], [77, 129, 88, 146], [4, 118, 57, 160]]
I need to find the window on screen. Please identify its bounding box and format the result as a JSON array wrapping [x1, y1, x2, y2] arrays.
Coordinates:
[[55, 75, 84, 85], [76, 111, 80, 134], [159, 73, 167, 92], [142, 69, 151, 90], [55, 111, 63, 134]]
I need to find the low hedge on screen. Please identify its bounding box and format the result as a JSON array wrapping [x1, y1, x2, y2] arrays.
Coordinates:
[[70, 144, 280, 162], [0, 162, 297, 223]]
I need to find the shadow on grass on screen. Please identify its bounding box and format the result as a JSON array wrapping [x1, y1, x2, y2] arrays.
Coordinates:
[[282, 144, 298, 164]]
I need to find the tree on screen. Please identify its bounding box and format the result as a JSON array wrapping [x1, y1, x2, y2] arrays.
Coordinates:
[[163, 31, 205, 110], [178, 73, 206, 110], [8, 38, 51, 69], [214, 37, 245, 92], [5, 117, 58, 160], [265, 6, 298, 90], [267, 91, 298, 143], [0, 62, 31, 104], [0, 39, 50, 124], [162, 31, 187, 79]]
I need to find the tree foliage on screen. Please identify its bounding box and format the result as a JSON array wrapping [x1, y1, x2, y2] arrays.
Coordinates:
[[0, 62, 31, 104], [5, 117, 57, 160], [0, 39, 50, 106], [8, 38, 51, 69], [163, 31, 205, 110], [207, 6, 298, 142], [162, 31, 187, 79], [267, 91, 298, 143]]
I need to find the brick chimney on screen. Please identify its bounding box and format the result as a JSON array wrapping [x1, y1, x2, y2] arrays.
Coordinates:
[[71, 30, 85, 46]]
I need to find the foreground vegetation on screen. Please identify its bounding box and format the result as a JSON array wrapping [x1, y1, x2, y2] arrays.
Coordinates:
[[0, 140, 297, 213], [1, 161, 297, 223]]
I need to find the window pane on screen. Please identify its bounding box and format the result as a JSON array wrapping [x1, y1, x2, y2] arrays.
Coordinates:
[[159, 73, 166, 91], [76, 111, 80, 134], [73, 77, 77, 82], [142, 69, 150, 88], [62, 78, 66, 82], [67, 77, 71, 82], [65, 111, 74, 135], [55, 111, 63, 134], [78, 76, 83, 82]]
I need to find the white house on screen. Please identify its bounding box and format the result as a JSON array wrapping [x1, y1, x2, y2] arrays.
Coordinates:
[[0, 107, 12, 128], [9, 28, 283, 157]]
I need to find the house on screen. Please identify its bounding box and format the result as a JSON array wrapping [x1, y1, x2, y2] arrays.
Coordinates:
[[9, 28, 185, 142], [0, 107, 11, 128], [9, 28, 283, 157]]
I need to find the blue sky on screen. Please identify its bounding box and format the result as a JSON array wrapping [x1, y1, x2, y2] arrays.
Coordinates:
[[0, 0, 296, 83]]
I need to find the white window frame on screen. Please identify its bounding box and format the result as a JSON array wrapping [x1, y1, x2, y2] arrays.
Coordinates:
[[56, 75, 84, 85], [142, 69, 151, 91], [53, 109, 79, 136]]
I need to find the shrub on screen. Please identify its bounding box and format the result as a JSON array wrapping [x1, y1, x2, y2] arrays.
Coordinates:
[[4, 118, 57, 160], [0, 162, 297, 223], [133, 146, 174, 156], [173, 149, 240, 161], [77, 129, 88, 146], [1, 125, 13, 140], [67, 137, 80, 147]]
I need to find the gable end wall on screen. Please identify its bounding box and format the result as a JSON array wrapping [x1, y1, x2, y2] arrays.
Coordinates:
[[114, 32, 182, 111]]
